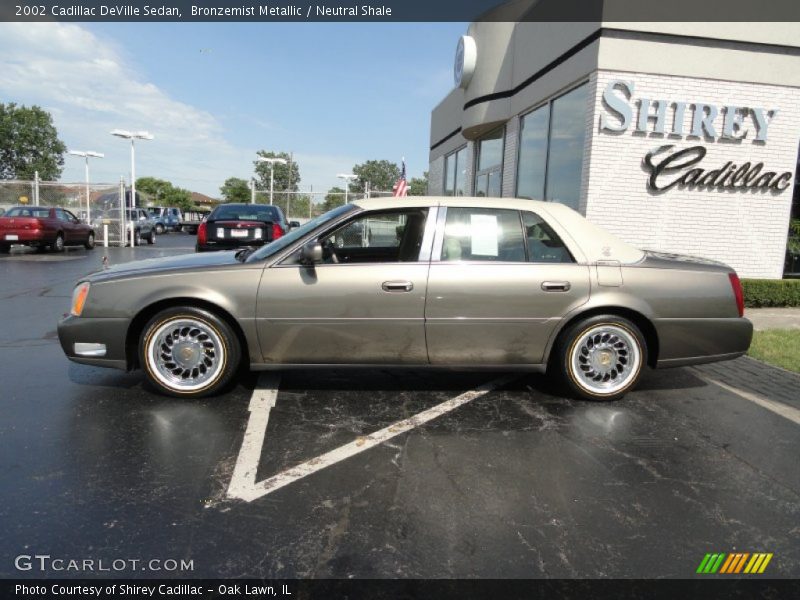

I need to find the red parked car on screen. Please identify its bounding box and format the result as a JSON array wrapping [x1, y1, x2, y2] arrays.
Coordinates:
[[0, 206, 96, 253]]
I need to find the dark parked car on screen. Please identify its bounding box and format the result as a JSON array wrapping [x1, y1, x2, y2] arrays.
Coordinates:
[[0, 206, 95, 253], [196, 203, 287, 252], [58, 197, 752, 400]]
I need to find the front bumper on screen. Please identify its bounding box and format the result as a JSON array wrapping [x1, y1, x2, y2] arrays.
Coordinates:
[[57, 315, 131, 370]]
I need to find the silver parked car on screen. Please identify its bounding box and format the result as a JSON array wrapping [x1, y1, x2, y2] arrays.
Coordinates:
[[58, 197, 752, 400]]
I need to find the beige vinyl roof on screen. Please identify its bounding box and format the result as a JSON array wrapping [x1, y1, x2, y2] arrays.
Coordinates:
[[352, 196, 645, 265]]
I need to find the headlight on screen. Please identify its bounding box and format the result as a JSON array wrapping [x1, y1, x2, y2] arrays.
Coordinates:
[[70, 282, 91, 317]]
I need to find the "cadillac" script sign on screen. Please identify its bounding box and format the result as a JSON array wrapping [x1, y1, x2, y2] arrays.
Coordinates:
[[599, 79, 792, 194]]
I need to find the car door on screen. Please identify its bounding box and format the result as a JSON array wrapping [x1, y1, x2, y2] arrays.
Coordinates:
[[255, 206, 436, 364], [55, 209, 76, 243], [64, 209, 86, 241], [425, 207, 591, 365]]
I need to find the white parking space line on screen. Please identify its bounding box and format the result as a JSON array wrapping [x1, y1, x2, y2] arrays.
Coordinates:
[[227, 373, 518, 503], [693, 369, 800, 426]]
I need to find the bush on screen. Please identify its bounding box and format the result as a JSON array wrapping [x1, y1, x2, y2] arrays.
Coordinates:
[[741, 279, 800, 308]]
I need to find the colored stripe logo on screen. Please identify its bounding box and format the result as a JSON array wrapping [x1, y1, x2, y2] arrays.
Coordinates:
[[696, 553, 773, 574]]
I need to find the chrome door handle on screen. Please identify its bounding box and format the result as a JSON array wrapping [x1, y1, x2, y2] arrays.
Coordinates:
[[541, 281, 571, 292], [382, 281, 414, 292]]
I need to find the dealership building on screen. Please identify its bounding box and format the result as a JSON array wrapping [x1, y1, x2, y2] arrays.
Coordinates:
[[428, 19, 800, 278]]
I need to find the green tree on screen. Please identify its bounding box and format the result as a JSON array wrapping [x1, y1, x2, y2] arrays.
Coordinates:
[[254, 151, 300, 205], [0, 103, 66, 180], [408, 171, 428, 196], [350, 159, 400, 194], [135, 177, 194, 212], [323, 186, 346, 212], [220, 177, 251, 203]]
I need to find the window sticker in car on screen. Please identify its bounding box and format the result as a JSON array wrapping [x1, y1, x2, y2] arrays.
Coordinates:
[[470, 213, 498, 256]]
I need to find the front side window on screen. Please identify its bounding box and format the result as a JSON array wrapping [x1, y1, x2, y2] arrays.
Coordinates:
[[319, 208, 429, 264], [440, 207, 524, 262], [474, 127, 504, 197]]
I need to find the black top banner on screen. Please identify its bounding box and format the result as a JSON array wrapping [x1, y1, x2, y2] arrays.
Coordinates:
[[2, 0, 800, 22]]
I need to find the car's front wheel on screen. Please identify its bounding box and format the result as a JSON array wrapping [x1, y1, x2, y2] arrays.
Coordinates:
[[555, 315, 646, 401], [146, 231, 156, 245], [155, 223, 165, 234], [139, 307, 241, 398]]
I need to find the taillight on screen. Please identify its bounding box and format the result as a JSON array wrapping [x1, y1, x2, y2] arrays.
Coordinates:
[[197, 222, 207, 245], [728, 272, 744, 317], [272, 223, 284, 240]]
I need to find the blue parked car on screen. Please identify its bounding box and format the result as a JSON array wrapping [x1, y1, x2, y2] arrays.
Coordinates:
[[147, 206, 182, 234]]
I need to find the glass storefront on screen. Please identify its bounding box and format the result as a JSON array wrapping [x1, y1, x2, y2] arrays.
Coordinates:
[[785, 144, 800, 277], [474, 127, 504, 197], [516, 82, 588, 211], [443, 146, 468, 196]]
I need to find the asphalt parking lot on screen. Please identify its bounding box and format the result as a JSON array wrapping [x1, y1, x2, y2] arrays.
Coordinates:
[[1, 233, 799, 579]]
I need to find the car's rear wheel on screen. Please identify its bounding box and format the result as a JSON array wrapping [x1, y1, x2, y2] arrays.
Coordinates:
[[139, 307, 241, 398], [85, 232, 95, 250], [51, 233, 65, 253], [133, 229, 142, 247], [555, 315, 646, 401]]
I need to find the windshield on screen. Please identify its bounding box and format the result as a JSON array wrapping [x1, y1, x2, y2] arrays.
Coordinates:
[[212, 205, 279, 222], [246, 204, 357, 263]]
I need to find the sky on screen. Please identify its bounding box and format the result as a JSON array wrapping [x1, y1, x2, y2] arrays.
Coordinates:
[[0, 21, 466, 197]]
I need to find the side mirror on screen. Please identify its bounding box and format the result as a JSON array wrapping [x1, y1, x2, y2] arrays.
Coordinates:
[[300, 241, 323, 265], [289, 220, 301, 229]]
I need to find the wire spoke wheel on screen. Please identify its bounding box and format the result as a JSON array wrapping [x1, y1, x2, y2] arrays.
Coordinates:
[[146, 317, 225, 393], [568, 323, 642, 396]]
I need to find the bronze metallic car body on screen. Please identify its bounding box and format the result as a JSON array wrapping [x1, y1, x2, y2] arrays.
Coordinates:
[[58, 197, 752, 400]]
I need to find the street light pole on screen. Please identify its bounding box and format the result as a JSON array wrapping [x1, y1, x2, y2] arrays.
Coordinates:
[[337, 173, 356, 204], [111, 130, 153, 246], [256, 156, 288, 206], [68, 150, 104, 223]]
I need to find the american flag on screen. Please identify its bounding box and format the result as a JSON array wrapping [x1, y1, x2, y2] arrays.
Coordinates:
[[392, 159, 408, 197]]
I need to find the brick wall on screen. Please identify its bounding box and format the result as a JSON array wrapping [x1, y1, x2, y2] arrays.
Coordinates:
[[584, 70, 799, 278]]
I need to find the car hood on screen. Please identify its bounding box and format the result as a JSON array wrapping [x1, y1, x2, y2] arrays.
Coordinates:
[[87, 251, 252, 282]]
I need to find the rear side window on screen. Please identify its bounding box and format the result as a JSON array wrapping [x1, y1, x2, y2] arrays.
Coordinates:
[[522, 211, 574, 263], [440, 207, 525, 262], [5, 207, 50, 218]]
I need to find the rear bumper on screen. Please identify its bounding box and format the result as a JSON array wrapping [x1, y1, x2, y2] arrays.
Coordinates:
[[654, 317, 753, 368], [197, 240, 268, 252], [1, 230, 49, 245], [57, 315, 130, 370]]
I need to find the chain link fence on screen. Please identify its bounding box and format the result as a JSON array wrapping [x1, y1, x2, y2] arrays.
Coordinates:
[[248, 187, 398, 224], [0, 178, 127, 246]]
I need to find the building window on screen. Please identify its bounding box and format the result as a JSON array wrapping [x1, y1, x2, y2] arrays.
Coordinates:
[[443, 146, 468, 196], [786, 142, 800, 276], [516, 82, 588, 210], [474, 127, 504, 197]]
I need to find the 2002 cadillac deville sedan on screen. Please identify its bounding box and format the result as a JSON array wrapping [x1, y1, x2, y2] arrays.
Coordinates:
[[58, 197, 752, 401]]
